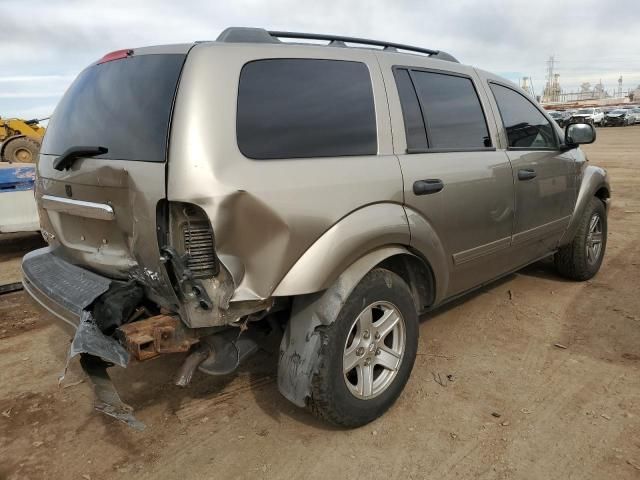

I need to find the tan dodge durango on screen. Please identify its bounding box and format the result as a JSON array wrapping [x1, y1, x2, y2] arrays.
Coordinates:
[[22, 27, 610, 429]]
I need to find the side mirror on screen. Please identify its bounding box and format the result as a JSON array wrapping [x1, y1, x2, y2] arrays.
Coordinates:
[[565, 122, 596, 146]]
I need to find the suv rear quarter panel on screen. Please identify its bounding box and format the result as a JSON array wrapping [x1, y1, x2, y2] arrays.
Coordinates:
[[168, 43, 406, 301]]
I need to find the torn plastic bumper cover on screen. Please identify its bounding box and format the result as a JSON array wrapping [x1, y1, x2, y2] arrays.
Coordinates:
[[67, 311, 145, 430], [23, 248, 146, 429]]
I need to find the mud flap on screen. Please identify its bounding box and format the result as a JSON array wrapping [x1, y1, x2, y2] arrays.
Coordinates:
[[63, 311, 145, 430]]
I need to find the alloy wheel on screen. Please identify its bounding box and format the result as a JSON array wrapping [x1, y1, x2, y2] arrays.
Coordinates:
[[343, 301, 406, 399], [586, 213, 603, 265]]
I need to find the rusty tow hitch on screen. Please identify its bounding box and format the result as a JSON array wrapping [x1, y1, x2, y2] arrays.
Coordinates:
[[116, 314, 213, 387], [74, 313, 212, 430]]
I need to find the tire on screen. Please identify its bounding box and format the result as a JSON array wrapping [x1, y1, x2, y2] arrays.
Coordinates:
[[308, 268, 419, 427], [555, 197, 607, 281], [1, 136, 40, 163]]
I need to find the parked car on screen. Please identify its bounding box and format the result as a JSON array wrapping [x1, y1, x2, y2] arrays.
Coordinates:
[[548, 110, 570, 127], [571, 107, 605, 126], [604, 108, 635, 127], [631, 108, 640, 124], [22, 27, 610, 429]]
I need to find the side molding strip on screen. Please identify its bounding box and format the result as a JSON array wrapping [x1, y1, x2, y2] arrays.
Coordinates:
[[452, 236, 511, 265], [512, 215, 571, 246]]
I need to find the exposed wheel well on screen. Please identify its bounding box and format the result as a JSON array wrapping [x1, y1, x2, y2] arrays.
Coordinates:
[[376, 253, 435, 314], [595, 186, 610, 202]]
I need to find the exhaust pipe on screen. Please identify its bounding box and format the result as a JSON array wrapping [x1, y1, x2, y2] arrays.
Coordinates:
[[175, 343, 213, 387]]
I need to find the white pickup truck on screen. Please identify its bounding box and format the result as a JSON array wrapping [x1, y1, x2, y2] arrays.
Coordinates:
[[0, 162, 39, 233], [571, 107, 605, 126]]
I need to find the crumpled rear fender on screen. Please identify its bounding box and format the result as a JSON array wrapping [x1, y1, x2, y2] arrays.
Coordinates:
[[271, 203, 410, 297], [559, 164, 610, 247]]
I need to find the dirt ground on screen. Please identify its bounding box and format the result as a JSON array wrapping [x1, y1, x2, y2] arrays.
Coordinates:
[[1, 126, 640, 480]]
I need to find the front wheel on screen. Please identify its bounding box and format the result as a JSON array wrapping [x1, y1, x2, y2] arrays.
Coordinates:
[[555, 197, 607, 281], [308, 268, 419, 427]]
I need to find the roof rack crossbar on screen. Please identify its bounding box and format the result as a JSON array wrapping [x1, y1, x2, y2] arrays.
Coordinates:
[[268, 30, 459, 62]]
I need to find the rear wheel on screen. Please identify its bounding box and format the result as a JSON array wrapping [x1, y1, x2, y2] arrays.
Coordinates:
[[2, 136, 41, 163], [308, 268, 419, 427], [555, 197, 607, 281]]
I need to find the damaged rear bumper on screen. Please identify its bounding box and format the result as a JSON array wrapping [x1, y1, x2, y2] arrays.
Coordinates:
[[22, 248, 147, 428], [22, 247, 112, 331]]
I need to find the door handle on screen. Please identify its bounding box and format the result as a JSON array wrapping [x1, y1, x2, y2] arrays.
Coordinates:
[[413, 179, 444, 196], [518, 169, 537, 181]]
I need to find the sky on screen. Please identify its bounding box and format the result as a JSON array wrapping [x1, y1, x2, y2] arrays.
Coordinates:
[[1, 0, 640, 119]]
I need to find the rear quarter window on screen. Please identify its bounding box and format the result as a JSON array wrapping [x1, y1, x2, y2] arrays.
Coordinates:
[[236, 59, 377, 160]]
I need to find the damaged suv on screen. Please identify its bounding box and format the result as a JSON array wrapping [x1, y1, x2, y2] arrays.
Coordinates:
[[23, 27, 610, 429]]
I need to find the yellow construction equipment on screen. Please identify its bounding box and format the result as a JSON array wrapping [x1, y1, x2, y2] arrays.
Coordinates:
[[0, 117, 47, 163]]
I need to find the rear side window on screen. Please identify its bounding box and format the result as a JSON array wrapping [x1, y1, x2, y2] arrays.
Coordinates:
[[42, 54, 186, 162], [489, 83, 557, 149], [393, 68, 491, 151], [237, 59, 377, 159]]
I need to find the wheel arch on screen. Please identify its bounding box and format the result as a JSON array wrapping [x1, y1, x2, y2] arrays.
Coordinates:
[[559, 164, 610, 247], [376, 251, 435, 314], [271, 203, 411, 297], [277, 247, 430, 408]]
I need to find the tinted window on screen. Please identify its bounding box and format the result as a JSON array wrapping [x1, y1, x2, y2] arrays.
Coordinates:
[[42, 54, 185, 161], [490, 84, 557, 149], [237, 59, 377, 159], [393, 69, 428, 150], [410, 70, 490, 149]]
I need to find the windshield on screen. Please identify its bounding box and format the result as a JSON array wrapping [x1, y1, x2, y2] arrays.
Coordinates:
[[610, 109, 627, 114], [577, 109, 594, 114], [42, 54, 186, 162]]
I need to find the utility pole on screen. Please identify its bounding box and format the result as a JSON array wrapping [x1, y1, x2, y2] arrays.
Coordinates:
[[543, 55, 558, 102], [618, 76, 623, 98]]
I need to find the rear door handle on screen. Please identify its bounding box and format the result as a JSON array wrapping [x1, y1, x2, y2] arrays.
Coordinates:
[[413, 179, 444, 196], [518, 169, 537, 181]]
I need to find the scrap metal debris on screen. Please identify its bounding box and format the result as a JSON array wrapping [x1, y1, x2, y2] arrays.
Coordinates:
[[554, 343, 568, 349]]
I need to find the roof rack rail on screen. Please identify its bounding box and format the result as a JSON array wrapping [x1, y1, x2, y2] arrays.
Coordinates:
[[215, 27, 459, 63]]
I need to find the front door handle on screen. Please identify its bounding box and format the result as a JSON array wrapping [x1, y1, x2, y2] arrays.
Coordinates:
[[518, 169, 537, 181], [413, 179, 444, 196]]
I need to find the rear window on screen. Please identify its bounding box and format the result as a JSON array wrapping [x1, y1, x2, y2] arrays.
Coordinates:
[[237, 59, 377, 160], [42, 54, 185, 162]]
